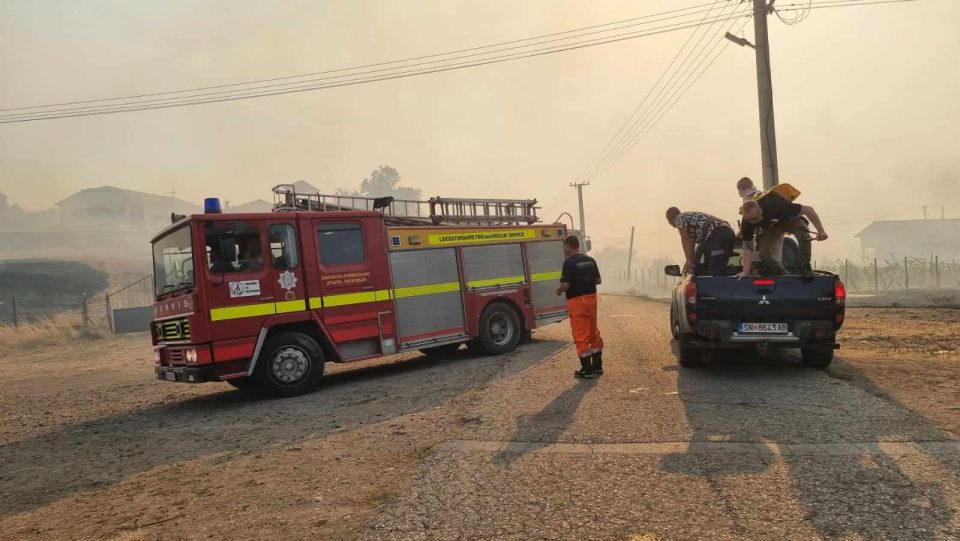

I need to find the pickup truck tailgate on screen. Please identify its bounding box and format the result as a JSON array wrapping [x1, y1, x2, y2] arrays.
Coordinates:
[[695, 275, 839, 322]]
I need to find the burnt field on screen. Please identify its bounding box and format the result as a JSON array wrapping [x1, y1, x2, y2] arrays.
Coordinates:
[[0, 260, 108, 317]]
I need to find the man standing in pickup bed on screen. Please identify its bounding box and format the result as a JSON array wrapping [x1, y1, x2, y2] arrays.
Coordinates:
[[666, 207, 736, 276], [556, 235, 603, 379]]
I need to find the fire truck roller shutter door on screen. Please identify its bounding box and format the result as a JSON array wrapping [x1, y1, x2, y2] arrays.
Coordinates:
[[527, 240, 567, 314], [462, 244, 526, 290], [390, 248, 466, 346]]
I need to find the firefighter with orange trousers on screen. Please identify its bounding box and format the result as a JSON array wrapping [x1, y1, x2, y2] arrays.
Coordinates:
[[556, 235, 604, 379]]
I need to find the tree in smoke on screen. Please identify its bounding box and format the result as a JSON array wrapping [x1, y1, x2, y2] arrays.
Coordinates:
[[338, 166, 422, 200]]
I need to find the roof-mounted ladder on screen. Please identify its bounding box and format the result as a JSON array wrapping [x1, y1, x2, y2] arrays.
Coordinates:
[[271, 184, 540, 226]]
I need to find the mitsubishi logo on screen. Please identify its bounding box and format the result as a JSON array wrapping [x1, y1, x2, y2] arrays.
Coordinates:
[[759, 294, 771, 306]]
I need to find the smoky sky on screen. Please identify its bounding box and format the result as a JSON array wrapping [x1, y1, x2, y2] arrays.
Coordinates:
[[1, 0, 958, 260]]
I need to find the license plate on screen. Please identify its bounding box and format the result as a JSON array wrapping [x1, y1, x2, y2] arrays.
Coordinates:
[[739, 322, 788, 334], [164, 371, 177, 381]]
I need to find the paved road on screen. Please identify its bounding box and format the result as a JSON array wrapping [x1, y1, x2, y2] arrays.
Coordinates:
[[363, 295, 960, 540]]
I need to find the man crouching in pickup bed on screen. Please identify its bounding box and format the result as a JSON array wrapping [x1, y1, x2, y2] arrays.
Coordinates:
[[738, 198, 828, 280], [556, 235, 604, 379], [666, 207, 736, 276]]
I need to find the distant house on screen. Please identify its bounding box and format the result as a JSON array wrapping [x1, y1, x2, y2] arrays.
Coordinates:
[[225, 199, 273, 214], [856, 219, 960, 260], [289, 180, 324, 194], [56, 186, 200, 233]]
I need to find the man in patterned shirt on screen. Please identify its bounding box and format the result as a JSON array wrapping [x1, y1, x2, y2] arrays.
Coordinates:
[[665, 207, 736, 276]]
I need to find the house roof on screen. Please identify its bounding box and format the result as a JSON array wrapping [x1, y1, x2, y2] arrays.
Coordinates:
[[56, 186, 200, 210], [856, 219, 960, 243], [290, 180, 322, 194], [225, 199, 273, 213]]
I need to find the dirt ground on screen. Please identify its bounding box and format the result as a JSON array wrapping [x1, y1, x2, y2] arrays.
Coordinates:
[[1, 299, 958, 540]]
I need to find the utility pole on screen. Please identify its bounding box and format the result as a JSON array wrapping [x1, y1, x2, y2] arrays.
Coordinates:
[[626, 226, 636, 278], [570, 182, 590, 252], [753, 0, 780, 190]]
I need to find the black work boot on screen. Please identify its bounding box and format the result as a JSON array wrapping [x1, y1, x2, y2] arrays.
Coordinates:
[[574, 356, 594, 379], [801, 263, 816, 281], [591, 351, 603, 375]]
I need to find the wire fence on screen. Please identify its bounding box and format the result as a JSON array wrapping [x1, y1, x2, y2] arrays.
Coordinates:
[[817, 256, 960, 292], [603, 255, 960, 295], [0, 275, 155, 334], [0, 292, 100, 330]]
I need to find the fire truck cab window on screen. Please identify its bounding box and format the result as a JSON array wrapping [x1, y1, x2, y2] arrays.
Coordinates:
[[317, 223, 364, 266], [269, 224, 299, 269], [205, 223, 263, 273]]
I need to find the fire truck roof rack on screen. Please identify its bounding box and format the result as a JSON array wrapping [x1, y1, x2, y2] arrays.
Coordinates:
[[271, 184, 540, 226]]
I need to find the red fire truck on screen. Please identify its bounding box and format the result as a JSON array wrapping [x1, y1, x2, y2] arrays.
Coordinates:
[[151, 185, 569, 396]]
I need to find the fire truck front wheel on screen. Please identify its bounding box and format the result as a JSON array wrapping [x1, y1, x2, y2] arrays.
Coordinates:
[[254, 332, 325, 397], [476, 302, 522, 355]]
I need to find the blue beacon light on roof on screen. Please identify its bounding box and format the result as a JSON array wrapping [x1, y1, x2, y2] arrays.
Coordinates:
[[204, 198, 222, 214]]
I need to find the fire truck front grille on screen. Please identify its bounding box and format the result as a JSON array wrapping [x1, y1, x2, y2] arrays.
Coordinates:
[[155, 318, 190, 342]]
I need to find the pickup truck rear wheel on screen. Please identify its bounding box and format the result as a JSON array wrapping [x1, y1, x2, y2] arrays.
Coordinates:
[[801, 347, 834, 369], [677, 341, 702, 367], [669, 305, 680, 339], [253, 332, 324, 397]]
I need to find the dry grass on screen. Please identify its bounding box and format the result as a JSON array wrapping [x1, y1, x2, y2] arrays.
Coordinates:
[[0, 313, 102, 355]]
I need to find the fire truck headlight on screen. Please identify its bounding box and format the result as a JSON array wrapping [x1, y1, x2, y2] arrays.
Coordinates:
[[186, 349, 197, 363]]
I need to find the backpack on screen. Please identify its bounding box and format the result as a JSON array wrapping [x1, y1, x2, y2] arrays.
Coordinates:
[[739, 182, 801, 214]]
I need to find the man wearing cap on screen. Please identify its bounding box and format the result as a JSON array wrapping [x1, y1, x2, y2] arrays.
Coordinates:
[[556, 235, 603, 379]]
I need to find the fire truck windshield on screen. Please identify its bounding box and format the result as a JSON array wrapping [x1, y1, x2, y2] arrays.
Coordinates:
[[152, 225, 195, 297]]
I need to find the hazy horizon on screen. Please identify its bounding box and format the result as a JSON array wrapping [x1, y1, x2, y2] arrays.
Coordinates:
[[2, 0, 958, 262]]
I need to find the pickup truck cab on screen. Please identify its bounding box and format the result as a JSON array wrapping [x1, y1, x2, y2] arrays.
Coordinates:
[[665, 238, 845, 368]]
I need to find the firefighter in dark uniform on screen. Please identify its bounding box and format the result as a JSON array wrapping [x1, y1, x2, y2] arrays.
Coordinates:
[[556, 235, 604, 379]]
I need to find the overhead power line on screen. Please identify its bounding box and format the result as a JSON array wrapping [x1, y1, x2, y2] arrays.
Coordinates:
[[580, 2, 749, 184], [563, 1, 750, 193], [0, 1, 721, 114], [542, 1, 741, 212], [778, 0, 920, 11], [570, 0, 731, 189], [2, 4, 749, 123], [544, 0, 921, 214]]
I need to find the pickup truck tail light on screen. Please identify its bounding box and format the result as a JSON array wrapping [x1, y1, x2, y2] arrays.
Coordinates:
[[835, 279, 846, 327], [684, 280, 698, 324]]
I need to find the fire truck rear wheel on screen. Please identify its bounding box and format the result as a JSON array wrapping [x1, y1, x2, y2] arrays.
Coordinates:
[[477, 302, 522, 355], [254, 332, 324, 397]]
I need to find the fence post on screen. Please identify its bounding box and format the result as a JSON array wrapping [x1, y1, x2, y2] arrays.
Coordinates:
[[873, 258, 878, 293], [11, 297, 17, 328], [81, 293, 89, 328], [105, 293, 114, 334], [935, 255, 940, 290], [844, 259, 849, 289], [904, 257, 909, 291]]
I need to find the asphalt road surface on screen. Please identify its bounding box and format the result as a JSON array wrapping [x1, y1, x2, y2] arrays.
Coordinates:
[[1, 295, 958, 540]]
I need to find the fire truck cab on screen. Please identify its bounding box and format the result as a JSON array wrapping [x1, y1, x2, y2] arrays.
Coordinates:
[[151, 186, 569, 396]]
